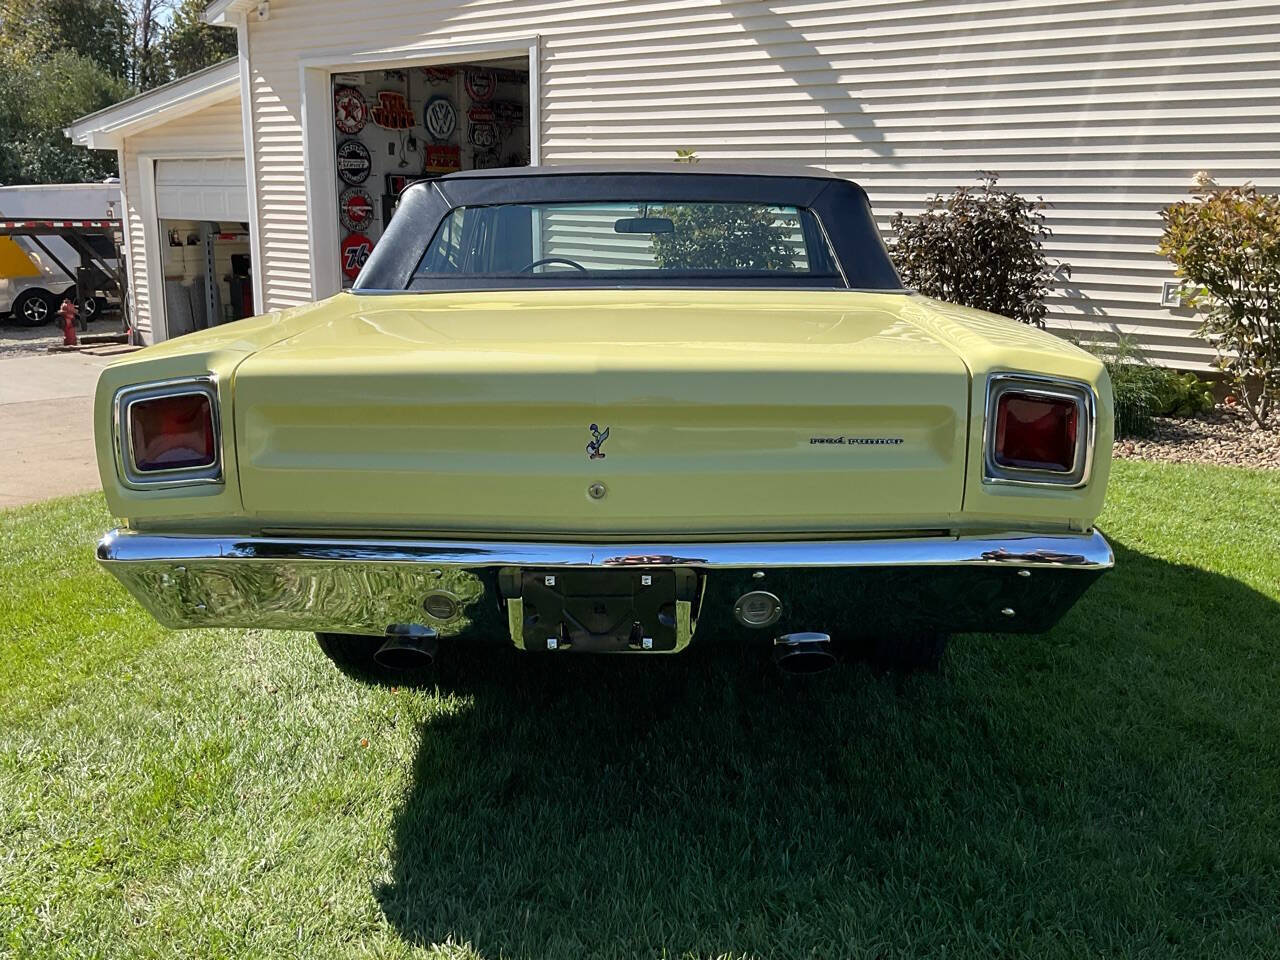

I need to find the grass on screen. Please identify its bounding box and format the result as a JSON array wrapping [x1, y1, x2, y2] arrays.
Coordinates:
[[1, 460, 1279, 959]]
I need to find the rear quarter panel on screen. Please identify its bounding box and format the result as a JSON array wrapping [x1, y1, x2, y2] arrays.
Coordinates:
[[93, 303, 334, 526], [902, 297, 1113, 532]]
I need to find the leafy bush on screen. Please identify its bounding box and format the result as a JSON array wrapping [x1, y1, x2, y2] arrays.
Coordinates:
[[1160, 182, 1280, 428], [1085, 336, 1217, 437], [651, 203, 796, 272], [1106, 361, 1165, 438], [889, 174, 1066, 327], [1152, 371, 1216, 418]]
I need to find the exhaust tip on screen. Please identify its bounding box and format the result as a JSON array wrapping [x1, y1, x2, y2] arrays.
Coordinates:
[[375, 626, 438, 671], [772, 632, 837, 675]]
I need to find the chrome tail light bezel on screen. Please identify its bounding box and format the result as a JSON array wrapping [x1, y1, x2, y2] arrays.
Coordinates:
[[983, 372, 1096, 488], [113, 376, 224, 489]]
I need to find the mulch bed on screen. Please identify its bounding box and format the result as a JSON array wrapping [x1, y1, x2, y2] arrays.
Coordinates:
[[1114, 405, 1279, 471]]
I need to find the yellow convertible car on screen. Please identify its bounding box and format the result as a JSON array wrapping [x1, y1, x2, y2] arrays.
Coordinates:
[[94, 164, 1113, 679]]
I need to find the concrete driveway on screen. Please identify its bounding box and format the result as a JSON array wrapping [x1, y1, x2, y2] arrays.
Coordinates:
[[0, 352, 113, 509]]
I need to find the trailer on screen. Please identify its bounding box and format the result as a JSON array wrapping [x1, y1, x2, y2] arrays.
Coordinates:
[[0, 183, 126, 329]]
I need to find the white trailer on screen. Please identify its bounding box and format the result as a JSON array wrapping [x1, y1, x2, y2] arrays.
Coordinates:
[[0, 182, 121, 325]]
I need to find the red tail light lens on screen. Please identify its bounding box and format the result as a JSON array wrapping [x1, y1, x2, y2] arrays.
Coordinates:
[[993, 391, 1078, 472], [128, 393, 216, 472]]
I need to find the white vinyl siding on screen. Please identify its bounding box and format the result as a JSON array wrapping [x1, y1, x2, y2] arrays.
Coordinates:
[[243, 0, 1280, 368], [120, 96, 244, 341]]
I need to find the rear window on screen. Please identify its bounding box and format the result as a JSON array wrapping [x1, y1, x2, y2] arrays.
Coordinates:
[[408, 201, 841, 286]]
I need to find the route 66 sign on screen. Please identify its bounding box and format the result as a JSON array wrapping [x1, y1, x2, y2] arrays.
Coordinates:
[[336, 139, 372, 185], [423, 97, 457, 143], [340, 232, 373, 280], [468, 120, 498, 149], [333, 86, 367, 134], [339, 187, 375, 232]]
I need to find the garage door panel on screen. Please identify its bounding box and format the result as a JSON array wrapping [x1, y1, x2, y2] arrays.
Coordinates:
[[155, 159, 249, 221]]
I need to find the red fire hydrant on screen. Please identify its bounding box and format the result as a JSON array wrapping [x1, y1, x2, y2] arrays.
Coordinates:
[[59, 299, 79, 346]]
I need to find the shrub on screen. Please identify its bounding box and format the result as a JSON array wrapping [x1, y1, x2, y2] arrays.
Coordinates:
[[1152, 371, 1216, 418], [1106, 361, 1165, 438], [651, 203, 795, 272], [888, 174, 1066, 327], [1160, 182, 1280, 428], [1084, 336, 1217, 438]]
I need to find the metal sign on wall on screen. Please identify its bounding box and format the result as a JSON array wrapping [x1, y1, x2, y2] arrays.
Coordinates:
[[331, 64, 531, 284]]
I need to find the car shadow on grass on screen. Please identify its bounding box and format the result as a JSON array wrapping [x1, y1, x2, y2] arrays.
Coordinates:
[[375, 541, 1280, 958]]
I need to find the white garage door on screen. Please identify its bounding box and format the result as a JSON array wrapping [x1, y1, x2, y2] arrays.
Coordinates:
[[154, 158, 248, 221]]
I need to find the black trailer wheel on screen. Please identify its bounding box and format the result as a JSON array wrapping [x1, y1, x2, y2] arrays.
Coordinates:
[[77, 295, 100, 322], [11, 288, 55, 327]]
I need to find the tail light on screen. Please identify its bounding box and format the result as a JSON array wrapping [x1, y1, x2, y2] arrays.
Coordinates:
[[984, 375, 1092, 487], [115, 379, 222, 487]]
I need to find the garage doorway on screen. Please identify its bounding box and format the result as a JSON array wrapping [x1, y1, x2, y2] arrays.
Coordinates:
[[329, 59, 531, 288], [299, 38, 540, 302], [152, 158, 255, 338]]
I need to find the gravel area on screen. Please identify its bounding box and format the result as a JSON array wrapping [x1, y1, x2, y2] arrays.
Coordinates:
[[1114, 405, 1280, 471], [0, 317, 125, 358]]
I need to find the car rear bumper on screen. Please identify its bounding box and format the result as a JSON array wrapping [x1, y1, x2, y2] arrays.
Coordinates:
[[97, 528, 1113, 650]]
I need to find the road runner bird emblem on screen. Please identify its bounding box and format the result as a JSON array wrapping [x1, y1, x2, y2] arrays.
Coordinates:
[[586, 423, 610, 460]]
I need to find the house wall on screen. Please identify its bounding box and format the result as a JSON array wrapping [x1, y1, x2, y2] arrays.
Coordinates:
[[120, 95, 244, 342], [242, 0, 1280, 368]]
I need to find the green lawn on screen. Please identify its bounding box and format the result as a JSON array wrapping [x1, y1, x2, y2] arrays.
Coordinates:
[[2, 460, 1278, 959]]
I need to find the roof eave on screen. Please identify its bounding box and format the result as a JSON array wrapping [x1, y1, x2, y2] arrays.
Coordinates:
[[65, 59, 240, 151], [204, 0, 255, 26]]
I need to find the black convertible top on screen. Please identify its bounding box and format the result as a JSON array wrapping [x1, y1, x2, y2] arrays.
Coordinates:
[[438, 162, 846, 181], [354, 165, 903, 292]]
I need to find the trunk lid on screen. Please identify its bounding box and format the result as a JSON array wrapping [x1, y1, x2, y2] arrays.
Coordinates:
[[231, 290, 970, 536]]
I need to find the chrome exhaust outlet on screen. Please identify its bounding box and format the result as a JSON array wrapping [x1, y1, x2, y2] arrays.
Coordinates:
[[772, 632, 837, 675], [375, 625, 438, 671]]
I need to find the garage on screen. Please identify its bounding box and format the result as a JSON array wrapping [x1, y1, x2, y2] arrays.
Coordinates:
[[153, 158, 255, 337], [323, 58, 531, 287]]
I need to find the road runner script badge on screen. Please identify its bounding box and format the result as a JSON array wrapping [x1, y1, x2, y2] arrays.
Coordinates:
[[333, 86, 367, 134], [339, 187, 374, 232], [336, 139, 372, 185], [809, 436, 905, 446], [586, 423, 610, 460]]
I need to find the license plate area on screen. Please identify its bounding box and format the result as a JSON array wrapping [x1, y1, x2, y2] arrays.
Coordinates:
[[501, 567, 698, 652]]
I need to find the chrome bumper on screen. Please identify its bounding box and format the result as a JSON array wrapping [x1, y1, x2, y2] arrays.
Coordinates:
[[96, 529, 1113, 647]]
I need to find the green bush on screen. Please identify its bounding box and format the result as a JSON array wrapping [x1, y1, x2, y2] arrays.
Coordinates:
[[1107, 362, 1165, 438], [1160, 182, 1280, 429], [1152, 371, 1216, 418], [1085, 337, 1216, 438], [888, 174, 1066, 327]]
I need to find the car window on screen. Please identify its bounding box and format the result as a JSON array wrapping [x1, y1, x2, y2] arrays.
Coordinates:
[[409, 201, 840, 285]]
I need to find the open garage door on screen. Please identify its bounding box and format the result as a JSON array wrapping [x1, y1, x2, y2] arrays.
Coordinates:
[[155, 158, 249, 221], [154, 158, 254, 338]]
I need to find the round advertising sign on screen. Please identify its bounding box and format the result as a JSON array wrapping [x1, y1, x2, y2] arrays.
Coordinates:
[[336, 139, 372, 185], [423, 96, 457, 143], [338, 186, 375, 232], [340, 232, 373, 280], [333, 86, 368, 135], [464, 69, 496, 102]]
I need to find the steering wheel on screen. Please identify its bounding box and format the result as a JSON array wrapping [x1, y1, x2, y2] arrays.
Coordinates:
[[519, 256, 588, 274]]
